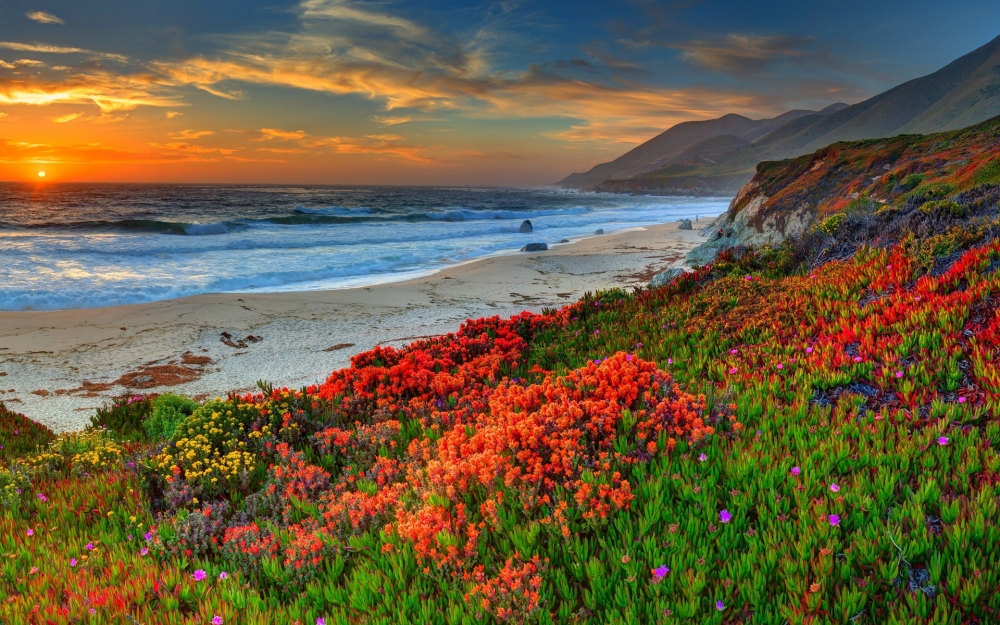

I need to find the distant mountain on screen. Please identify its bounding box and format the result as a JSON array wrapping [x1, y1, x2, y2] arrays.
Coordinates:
[[557, 109, 837, 188], [561, 34, 1000, 195]]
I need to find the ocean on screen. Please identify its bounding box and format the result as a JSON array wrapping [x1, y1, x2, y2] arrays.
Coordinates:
[[0, 183, 728, 311]]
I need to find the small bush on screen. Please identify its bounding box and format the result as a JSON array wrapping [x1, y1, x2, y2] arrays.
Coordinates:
[[817, 212, 847, 234], [90, 393, 154, 440], [143, 393, 199, 440], [919, 199, 967, 217], [974, 158, 1000, 185], [900, 173, 926, 190]]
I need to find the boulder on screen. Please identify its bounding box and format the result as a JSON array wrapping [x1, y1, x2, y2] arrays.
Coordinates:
[[593, 228, 605, 235], [648, 268, 685, 289], [677, 219, 693, 230], [557, 239, 570, 243], [521, 242, 548, 252], [519, 220, 533, 233]]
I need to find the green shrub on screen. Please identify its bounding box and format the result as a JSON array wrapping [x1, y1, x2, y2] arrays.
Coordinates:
[[90, 393, 153, 440], [919, 199, 967, 217], [900, 173, 925, 190], [143, 393, 199, 440], [908, 182, 955, 202], [817, 212, 847, 234]]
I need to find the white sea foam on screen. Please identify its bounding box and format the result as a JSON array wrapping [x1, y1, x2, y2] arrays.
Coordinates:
[[0, 190, 729, 310]]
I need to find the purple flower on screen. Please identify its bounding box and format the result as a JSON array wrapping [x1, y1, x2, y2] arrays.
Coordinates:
[[958, 396, 967, 404], [716, 600, 725, 611], [144, 532, 152, 542], [828, 514, 840, 526], [895, 371, 903, 379], [26, 529, 34, 537], [744, 275, 752, 281], [594, 330, 599, 335], [37, 494, 47, 502], [730, 349, 737, 355], [699, 453, 707, 462], [938, 436, 949, 446], [70, 558, 77, 567], [212, 617, 223, 625], [829, 483, 840, 493], [806, 347, 813, 354], [719, 509, 732, 524], [729, 367, 738, 374], [667, 358, 673, 365], [651, 565, 670, 581], [790, 466, 800, 476], [193, 569, 207, 581], [317, 619, 326, 625], [219, 571, 229, 580], [140, 547, 149, 556], [86, 542, 94, 551]]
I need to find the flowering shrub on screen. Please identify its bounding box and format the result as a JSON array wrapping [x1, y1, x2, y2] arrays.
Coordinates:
[[143, 392, 199, 440]]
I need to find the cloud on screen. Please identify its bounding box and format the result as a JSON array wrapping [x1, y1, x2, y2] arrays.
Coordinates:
[[249, 125, 441, 163], [14, 59, 46, 67], [165, 111, 183, 118], [0, 42, 128, 63], [0, 112, 7, 119], [170, 129, 214, 139], [0, 71, 182, 111], [374, 115, 413, 125], [0, 138, 222, 164], [26, 11, 65, 25], [53, 112, 83, 123], [148, 141, 236, 155], [676, 34, 823, 75]]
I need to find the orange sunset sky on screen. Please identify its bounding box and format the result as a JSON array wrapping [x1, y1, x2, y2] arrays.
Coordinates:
[[2, 0, 999, 185]]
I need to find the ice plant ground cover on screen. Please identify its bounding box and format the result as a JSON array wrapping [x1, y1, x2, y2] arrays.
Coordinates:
[[7, 126, 1000, 622]]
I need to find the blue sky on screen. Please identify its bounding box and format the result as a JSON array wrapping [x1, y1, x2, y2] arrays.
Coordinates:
[[1, 0, 998, 183]]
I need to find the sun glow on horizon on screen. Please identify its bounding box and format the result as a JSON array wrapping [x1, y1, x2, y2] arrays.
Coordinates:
[[37, 171, 46, 178]]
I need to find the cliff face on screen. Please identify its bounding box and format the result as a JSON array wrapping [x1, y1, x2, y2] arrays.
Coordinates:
[[686, 114, 1000, 265]]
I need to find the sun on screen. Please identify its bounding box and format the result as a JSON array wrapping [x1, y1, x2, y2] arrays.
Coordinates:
[[37, 171, 46, 178]]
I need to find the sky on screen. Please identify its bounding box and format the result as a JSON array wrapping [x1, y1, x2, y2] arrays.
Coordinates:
[[1, 0, 999, 185]]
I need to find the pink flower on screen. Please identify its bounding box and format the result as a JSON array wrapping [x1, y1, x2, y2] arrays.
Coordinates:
[[86, 542, 94, 551], [829, 483, 840, 493], [776, 363, 784, 370], [651, 565, 670, 581], [219, 571, 229, 580], [212, 617, 223, 625], [140, 547, 148, 556], [958, 396, 967, 404], [729, 367, 738, 374], [895, 371, 903, 379], [37, 494, 47, 502], [790, 466, 800, 476], [193, 569, 207, 581], [744, 275, 752, 281], [317, 619, 326, 625], [806, 347, 813, 354], [828, 514, 840, 526], [719, 509, 732, 523], [667, 358, 673, 365], [26, 529, 33, 537], [938, 436, 949, 446], [716, 600, 725, 610], [730, 349, 738, 355], [699, 453, 707, 462], [853, 356, 863, 363], [70, 558, 77, 567]]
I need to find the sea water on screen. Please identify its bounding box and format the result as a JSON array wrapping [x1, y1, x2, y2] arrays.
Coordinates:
[[0, 183, 728, 310]]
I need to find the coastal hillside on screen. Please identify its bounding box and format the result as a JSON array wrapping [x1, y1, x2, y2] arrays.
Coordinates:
[[688, 113, 1000, 264], [565, 34, 1000, 195], [4, 122, 1000, 622], [557, 106, 846, 190]]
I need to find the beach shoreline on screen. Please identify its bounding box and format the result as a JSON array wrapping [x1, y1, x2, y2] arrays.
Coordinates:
[[0, 217, 717, 431]]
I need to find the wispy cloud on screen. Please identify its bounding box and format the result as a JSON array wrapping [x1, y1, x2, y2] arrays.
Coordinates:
[[248, 125, 441, 163], [53, 112, 83, 123], [0, 42, 127, 63], [0, 71, 181, 111], [677, 34, 823, 75], [25, 11, 65, 25], [165, 111, 183, 118], [170, 129, 214, 139]]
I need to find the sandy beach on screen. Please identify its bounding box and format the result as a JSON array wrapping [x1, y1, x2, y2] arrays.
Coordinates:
[[0, 218, 715, 431]]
